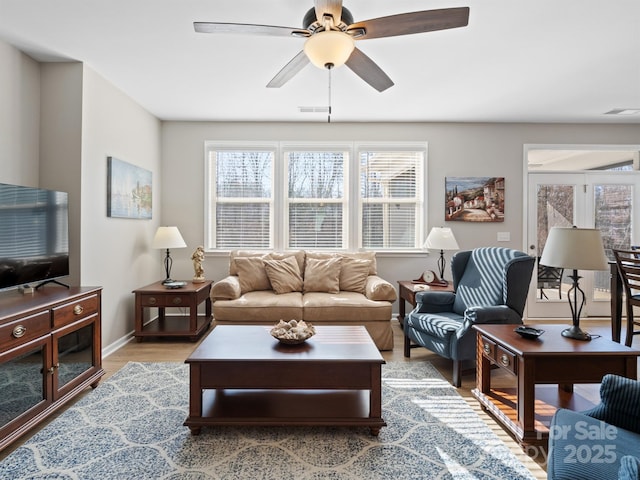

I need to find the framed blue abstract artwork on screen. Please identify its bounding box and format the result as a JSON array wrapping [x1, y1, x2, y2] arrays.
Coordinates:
[[107, 157, 152, 219]]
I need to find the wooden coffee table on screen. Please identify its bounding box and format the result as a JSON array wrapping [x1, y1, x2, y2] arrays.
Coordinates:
[[471, 324, 640, 448], [184, 325, 386, 435]]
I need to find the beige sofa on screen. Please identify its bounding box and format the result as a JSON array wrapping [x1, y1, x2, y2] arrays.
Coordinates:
[[210, 250, 397, 350]]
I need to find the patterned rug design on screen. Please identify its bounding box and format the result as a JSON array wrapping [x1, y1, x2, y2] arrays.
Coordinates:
[[0, 361, 536, 479]]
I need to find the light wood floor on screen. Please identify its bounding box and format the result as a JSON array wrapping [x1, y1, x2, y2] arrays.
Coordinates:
[[3, 318, 639, 478]]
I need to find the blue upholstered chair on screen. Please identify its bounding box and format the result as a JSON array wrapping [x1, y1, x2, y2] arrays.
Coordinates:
[[404, 247, 535, 387], [548, 374, 640, 480]]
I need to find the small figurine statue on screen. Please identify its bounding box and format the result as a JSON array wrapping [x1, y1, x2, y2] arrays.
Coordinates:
[[191, 246, 205, 283]]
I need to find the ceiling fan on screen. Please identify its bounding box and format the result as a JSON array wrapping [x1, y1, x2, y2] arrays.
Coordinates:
[[194, 1, 470, 93]]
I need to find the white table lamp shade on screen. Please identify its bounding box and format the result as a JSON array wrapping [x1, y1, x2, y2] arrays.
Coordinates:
[[423, 227, 459, 251], [539, 227, 608, 271], [152, 226, 186, 249]]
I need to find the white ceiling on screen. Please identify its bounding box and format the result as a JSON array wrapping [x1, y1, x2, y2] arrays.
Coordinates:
[[1, 0, 640, 124]]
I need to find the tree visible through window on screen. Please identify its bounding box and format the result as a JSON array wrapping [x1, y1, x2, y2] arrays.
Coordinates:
[[205, 142, 426, 251], [287, 151, 346, 249], [208, 149, 274, 249]]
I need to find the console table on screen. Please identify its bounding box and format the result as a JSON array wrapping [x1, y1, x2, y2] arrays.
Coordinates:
[[133, 280, 212, 341], [471, 323, 639, 448], [0, 286, 104, 451]]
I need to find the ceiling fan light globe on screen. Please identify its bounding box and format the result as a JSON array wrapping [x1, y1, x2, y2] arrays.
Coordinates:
[[304, 30, 355, 69]]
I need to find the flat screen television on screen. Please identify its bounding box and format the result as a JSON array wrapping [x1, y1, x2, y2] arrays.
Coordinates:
[[0, 183, 70, 290]]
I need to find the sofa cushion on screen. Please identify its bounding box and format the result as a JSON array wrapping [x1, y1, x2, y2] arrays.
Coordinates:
[[303, 257, 341, 293], [365, 275, 398, 302], [263, 256, 303, 294], [235, 257, 271, 294], [213, 291, 303, 321], [303, 291, 393, 321], [339, 257, 371, 294]]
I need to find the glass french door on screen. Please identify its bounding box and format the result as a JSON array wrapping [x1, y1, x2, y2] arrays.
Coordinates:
[[526, 172, 639, 318]]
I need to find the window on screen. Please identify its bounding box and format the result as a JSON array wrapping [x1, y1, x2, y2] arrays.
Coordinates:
[[206, 148, 274, 249], [286, 149, 347, 249], [359, 150, 424, 250], [205, 142, 426, 252]]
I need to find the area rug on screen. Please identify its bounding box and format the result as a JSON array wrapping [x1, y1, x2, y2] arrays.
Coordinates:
[[0, 361, 536, 479]]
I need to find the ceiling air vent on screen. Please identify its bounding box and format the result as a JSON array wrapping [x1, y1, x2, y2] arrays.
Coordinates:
[[299, 106, 330, 113]]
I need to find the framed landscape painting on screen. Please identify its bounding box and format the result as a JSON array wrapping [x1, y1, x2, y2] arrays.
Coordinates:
[[107, 157, 152, 219], [445, 176, 504, 222]]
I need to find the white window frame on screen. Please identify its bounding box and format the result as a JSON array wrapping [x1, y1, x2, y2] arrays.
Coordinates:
[[204, 141, 277, 251], [356, 143, 428, 251], [204, 141, 428, 253], [282, 143, 350, 250]]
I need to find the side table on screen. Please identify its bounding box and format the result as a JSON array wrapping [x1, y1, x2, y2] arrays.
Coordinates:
[[133, 280, 212, 342], [397, 280, 453, 327], [471, 323, 639, 448]]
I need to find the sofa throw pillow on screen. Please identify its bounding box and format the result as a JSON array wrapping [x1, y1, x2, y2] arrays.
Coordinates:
[[267, 250, 306, 276], [263, 256, 303, 294], [341, 252, 377, 275], [303, 257, 341, 293], [229, 250, 266, 276], [339, 257, 371, 294], [234, 256, 271, 294]]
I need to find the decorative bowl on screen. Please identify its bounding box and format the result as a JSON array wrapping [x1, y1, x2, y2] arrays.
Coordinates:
[[270, 319, 316, 344], [514, 326, 545, 340]]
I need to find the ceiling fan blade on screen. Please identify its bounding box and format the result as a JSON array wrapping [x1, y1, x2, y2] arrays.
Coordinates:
[[194, 22, 309, 37], [347, 7, 469, 40], [345, 48, 394, 92], [267, 51, 310, 88], [314, 0, 343, 25]]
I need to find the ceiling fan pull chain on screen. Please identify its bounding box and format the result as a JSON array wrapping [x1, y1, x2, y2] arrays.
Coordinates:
[[328, 65, 332, 123]]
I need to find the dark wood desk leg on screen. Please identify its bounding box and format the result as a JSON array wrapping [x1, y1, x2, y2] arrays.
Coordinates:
[[369, 365, 383, 436], [517, 356, 536, 445], [135, 295, 143, 342], [403, 329, 411, 357], [187, 364, 202, 435], [189, 299, 197, 333], [477, 334, 491, 395], [611, 262, 622, 343], [559, 383, 574, 393], [398, 298, 406, 327]]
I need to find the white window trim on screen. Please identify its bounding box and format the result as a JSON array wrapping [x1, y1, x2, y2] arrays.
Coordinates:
[[204, 140, 428, 253]]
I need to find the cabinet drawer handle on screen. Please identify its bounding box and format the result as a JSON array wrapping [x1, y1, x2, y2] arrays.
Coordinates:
[[483, 343, 491, 354], [12, 325, 26, 338], [172, 297, 182, 305], [149, 297, 157, 305], [500, 354, 510, 367], [73, 305, 84, 315]]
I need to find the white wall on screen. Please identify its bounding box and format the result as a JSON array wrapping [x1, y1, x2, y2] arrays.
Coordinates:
[[79, 66, 162, 349], [161, 121, 640, 316], [39, 62, 84, 283], [0, 39, 40, 186], [0, 39, 162, 351]]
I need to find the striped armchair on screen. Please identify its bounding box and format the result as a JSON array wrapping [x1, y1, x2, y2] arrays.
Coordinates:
[[548, 374, 640, 480], [404, 247, 535, 387]]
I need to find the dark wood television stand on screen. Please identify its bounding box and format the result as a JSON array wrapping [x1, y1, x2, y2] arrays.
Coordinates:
[[0, 286, 104, 451]]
